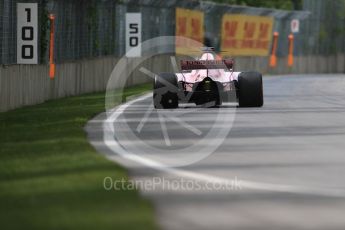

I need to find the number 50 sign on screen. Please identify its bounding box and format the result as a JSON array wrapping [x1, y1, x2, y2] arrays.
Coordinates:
[[125, 13, 141, 57], [17, 3, 38, 64]]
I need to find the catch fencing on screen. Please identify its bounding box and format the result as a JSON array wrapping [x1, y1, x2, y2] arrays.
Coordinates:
[[1, 0, 344, 65]]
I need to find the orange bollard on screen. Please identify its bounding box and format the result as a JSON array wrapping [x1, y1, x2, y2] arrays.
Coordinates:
[[288, 33, 294, 67], [49, 14, 55, 79], [269, 32, 279, 68]]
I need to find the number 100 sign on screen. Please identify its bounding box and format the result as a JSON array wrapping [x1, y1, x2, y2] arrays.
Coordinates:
[[17, 3, 38, 64]]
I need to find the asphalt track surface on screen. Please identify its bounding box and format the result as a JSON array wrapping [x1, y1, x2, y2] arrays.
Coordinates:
[[87, 74, 345, 230]]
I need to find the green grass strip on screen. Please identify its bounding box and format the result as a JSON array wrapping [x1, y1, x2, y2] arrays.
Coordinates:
[[0, 83, 157, 230]]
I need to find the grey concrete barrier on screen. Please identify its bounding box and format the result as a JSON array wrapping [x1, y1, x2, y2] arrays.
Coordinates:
[[0, 57, 117, 112], [0, 54, 344, 112]]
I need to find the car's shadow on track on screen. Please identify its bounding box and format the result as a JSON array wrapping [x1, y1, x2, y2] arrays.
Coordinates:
[[178, 102, 238, 109]]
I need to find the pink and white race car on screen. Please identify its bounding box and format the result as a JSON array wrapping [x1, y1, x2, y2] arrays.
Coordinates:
[[153, 48, 263, 108]]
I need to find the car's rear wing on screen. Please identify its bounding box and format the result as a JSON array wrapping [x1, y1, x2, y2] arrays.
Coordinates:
[[181, 60, 234, 71]]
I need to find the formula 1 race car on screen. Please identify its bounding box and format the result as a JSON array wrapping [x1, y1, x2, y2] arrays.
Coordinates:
[[153, 48, 263, 109]]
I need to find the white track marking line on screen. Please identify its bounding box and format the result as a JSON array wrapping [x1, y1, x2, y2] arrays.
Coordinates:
[[103, 93, 345, 198]]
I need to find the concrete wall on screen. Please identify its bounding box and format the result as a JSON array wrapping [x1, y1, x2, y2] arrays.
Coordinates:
[[0, 55, 173, 112], [234, 54, 345, 75], [1, 57, 115, 112], [1, 54, 344, 112]]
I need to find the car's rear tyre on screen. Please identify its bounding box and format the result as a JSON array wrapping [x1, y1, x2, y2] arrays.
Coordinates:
[[153, 73, 179, 109], [238, 71, 263, 107]]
